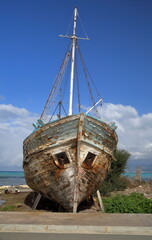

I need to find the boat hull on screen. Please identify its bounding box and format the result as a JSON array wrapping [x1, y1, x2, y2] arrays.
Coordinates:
[[23, 113, 117, 212]]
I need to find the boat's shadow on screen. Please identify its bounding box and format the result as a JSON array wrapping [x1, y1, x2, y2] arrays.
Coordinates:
[[24, 192, 100, 213]]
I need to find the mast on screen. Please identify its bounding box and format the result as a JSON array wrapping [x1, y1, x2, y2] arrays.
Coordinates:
[[58, 8, 89, 117], [68, 8, 77, 116]]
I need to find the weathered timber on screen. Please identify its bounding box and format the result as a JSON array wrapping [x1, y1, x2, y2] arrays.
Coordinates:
[[96, 190, 105, 212], [32, 193, 42, 210], [23, 113, 117, 212]]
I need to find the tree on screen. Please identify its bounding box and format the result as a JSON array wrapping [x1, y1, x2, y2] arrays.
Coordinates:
[[99, 149, 131, 196]]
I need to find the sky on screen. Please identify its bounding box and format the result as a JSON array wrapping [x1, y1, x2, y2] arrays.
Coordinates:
[[0, 0, 152, 171]]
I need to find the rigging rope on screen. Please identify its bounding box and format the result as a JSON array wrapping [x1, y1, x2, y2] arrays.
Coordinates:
[[61, 103, 67, 116], [77, 42, 95, 106], [59, 47, 72, 102], [81, 55, 103, 110], [77, 42, 101, 117], [77, 12, 89, 40], [40, 8, 101, 122], [40, 42, 71, 122], [66, 12, 73, 36]]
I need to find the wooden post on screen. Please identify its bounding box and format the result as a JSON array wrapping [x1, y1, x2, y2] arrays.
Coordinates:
[[96, 190, 105, 212], [135, 166, 141, 182], [32, 193, 42, 210]]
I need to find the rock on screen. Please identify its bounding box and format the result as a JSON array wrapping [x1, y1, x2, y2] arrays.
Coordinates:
[[13, 189, 21, 194], [4, 189, 9, 194], [18, 185, 30, 189]]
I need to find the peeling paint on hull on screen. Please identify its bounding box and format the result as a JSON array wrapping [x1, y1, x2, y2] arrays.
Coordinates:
[[23, 113, 117, 212]]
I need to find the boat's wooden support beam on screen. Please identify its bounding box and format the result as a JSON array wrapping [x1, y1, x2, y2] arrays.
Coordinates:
[[96, 190, 105, 212], [73, 202, 78, 213], [32, 193, 42, 210]]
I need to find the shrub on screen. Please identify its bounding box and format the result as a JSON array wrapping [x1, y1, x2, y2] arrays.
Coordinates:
[[99, 149, 131, 196], [103, 193, 152, 213]]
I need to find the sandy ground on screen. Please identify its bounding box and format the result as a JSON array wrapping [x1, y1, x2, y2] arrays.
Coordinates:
[[0, 181, 152, 212]]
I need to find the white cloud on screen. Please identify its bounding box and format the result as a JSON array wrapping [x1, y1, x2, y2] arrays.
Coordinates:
[[0, 104, 30, 122], [98, 103, 152, 166], [0, 104, 38, 169], [0, 103, 152, 170]]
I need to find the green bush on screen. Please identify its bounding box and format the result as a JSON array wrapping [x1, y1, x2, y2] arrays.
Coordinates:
[[103, 193, 152, 213], [99, 149, 131, 196]]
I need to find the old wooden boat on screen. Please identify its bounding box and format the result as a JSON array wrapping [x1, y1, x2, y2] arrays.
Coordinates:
[[23, 8, 118, 212]]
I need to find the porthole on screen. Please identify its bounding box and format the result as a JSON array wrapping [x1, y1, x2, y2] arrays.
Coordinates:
[[54, 152, 70, 168], [82, 152, 96, 169]]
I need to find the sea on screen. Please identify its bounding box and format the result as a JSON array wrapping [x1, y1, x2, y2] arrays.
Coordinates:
[[124, 172, 152, 181], [0, 171, 152, 186], [0, 171, 26, 186]]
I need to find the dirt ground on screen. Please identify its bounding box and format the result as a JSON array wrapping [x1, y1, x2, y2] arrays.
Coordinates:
[[0, 180, 152, 213], [112, 181, 152, 199], [0, 186, 100, 213]]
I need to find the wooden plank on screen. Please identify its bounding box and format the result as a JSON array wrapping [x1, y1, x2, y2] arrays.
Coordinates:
[[97, 190, 105, 212], [32, 193, 42, 210]]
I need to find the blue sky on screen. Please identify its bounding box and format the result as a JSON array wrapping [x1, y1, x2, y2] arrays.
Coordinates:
[[0, 0, 152, 171]]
